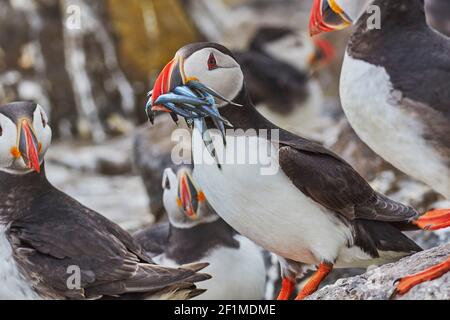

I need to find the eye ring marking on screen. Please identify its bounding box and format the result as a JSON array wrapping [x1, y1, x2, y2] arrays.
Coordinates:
[[208, 53, 218, 71]]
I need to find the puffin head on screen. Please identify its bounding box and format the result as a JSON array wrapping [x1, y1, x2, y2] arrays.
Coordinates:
[[309, 0, 375, 36], [0, 102, 52, 175], [162, 167, 218, 228], [146, 42, 246, 130], [250, 26, 336, 71]]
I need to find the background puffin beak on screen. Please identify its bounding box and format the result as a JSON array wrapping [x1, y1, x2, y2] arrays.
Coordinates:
[[178, 172, 200, 219], [19, 119, 41, 173], [151, 56, 184, 113], [309, 38, 336, 68], [309, 0, 352, 36]]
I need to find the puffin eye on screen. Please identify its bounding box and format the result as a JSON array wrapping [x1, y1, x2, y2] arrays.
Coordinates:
[[207, 53, 218, 71], [0, 125, 2, 136]]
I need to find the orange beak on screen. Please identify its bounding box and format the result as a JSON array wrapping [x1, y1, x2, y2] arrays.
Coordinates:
[[151, 56, 185, 113], [177, 171, 205, 219], [19, 119, 41, 173], [309, 0, 352, 36]]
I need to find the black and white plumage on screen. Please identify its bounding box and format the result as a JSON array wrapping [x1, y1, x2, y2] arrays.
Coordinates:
[[147, 43, 427, 298], [310, 0, 450, 199], [338, 0, 450, 200], [133, 27, 333, 222], [0, 102, 209, 300], [134, 167, 266, 300], [308, 0, 450, 297]]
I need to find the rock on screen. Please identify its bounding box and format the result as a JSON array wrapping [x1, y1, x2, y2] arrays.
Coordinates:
[[46, 135, 134, 175], [0, 0, 201, 139], [307, 244, 450, 300]]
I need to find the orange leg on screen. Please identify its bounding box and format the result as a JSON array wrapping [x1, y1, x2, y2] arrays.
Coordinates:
[[394, 257, 450, 296], [413, 208, 450, 230], [295, 262, 333, 300], [277, 278, 296, 300]]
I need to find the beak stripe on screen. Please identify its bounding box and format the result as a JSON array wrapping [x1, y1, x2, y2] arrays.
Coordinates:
[[328, 0, 352, 23], [20, 120, 41, 173]]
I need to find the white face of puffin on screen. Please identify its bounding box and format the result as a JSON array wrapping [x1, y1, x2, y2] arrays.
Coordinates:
[[162, 167, 219, 229], [183, 48, 244, 107], [263, 32, 316, 72], [0, 104, 52, 174], [333, 0, 375, 22]]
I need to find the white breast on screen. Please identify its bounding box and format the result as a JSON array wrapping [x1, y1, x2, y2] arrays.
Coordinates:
[[155, 235, 266, 300], [192, 128, 354, 266], [340, 53, 450, 198], [0, 225, 41, 300]]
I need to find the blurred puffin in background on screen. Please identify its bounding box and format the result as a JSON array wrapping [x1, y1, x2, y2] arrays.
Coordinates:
[[134, 167, 266, 300], [234, 26, 336, 135], [146, 42, 449, 299], [0, 102, 209, 300], [310, 0, 450, 294], [425, 0, 450, 37]]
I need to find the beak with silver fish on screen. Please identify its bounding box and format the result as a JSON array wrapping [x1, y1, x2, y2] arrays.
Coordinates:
[[145, 54, 241, 166]]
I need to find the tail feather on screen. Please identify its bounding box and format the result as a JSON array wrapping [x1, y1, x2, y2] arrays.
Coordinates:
[[86, 263, 210, 300]]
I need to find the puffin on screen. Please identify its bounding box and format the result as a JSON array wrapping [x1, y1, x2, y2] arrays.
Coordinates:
[[146, 42, 450, 299], [133, 28, 335, 222], [134, 166, 266, 300], [234, 26, 335, 135], [309, 0, 450, 295], [0, 101, 210, 300]]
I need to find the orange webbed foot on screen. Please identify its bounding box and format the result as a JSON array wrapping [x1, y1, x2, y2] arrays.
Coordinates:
[[413, 208, 450, 231], [295, 262, 333, 300], [277, 278, 296, 300], [392, 257, 450, 297]]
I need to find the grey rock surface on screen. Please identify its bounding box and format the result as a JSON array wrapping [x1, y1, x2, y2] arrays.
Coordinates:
[[308, 244, 450, 300]]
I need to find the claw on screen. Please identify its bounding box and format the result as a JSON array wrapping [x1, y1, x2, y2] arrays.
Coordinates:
[[392, 257, 450, 297], [414, 208, 450, 231]]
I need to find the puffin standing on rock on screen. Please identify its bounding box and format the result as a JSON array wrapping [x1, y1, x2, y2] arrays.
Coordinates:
[[0, 102, 210, 300], [134, 167, 266, 300], [310, 0, 450, 293], [146, 42, 450, 299]]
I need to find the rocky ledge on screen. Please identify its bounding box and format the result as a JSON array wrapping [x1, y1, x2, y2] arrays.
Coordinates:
[[308, 243, 449, 300]]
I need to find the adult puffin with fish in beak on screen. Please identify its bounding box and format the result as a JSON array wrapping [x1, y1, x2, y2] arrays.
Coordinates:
[[0, 101, 210, 300], [146, 42, 450, 299], [309, 0, 450, 294]]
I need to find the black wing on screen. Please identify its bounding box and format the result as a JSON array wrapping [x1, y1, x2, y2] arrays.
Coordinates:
[[8, 189, 209, 299], [277, 139, 419, 222], [133, 223, 170, 257]]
